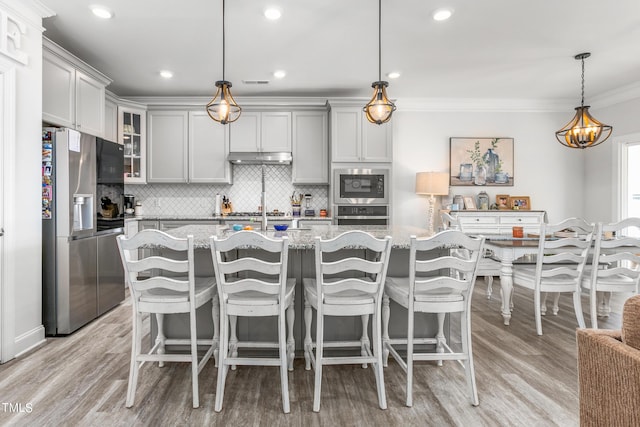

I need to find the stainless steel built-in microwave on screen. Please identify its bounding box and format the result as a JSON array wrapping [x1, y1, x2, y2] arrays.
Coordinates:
[[333, 168, 389, 204]]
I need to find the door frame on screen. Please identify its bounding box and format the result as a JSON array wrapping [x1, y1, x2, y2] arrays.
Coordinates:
[[615, 132, 640, 222], [0, 64, 16, 363]]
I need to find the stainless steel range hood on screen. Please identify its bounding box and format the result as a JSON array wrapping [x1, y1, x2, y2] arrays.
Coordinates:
[[228, 152, 292, 164]]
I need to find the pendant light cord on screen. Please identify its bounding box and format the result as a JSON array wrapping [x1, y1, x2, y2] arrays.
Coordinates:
[[222, 0, 226, 81], [378, 0, 382, 81], [580, 56, 585, 108]]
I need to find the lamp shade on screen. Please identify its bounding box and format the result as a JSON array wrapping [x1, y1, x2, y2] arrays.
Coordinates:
[[416, 172, 449, 196]]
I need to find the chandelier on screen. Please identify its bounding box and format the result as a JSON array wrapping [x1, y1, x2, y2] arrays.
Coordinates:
[[555, 53, 612, 149]]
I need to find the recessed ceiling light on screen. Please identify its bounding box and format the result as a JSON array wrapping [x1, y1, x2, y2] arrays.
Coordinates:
[[273, 70, 286, 79], [159, 70, 173, 79], [387, 71, 401, 79], [432, 8, 453, 21], [90, 5, 113, 19], [264, 7, 282, 20]]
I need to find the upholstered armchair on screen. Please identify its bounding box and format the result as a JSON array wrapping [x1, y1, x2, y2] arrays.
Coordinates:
[[577, 295, 640, 426]]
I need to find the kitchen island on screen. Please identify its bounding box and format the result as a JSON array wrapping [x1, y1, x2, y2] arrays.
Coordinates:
[[153, 224, 444, 354]]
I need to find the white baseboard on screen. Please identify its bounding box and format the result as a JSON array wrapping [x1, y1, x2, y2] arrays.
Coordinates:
[[14, 326, 46, 358]]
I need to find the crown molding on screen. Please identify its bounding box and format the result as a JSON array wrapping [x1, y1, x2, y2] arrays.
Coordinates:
[[590, 81, 640, 109], [106, 90, 147, 110], [395, 97, 574, 113], [25, 0, 54, 19], [126, 95, 329, 109], [43, 37, 112, 86], [0, 0, 53, 29]]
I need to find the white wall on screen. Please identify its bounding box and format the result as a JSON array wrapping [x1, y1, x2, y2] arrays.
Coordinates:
[[584, 98, 640, 223], [0, 0, 47, 361], [392, 109, 586, 228]]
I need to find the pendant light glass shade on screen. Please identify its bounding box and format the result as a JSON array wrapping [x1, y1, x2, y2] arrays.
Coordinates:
[[206, 0, 241, 125], [364, 0, 396, 125], [206, 80, 241, 124], [365, 81, 395, 124], [555, 52, 612, 149]]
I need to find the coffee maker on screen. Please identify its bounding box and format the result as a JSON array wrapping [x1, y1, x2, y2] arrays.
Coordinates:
[[124, 194, 135, 213]]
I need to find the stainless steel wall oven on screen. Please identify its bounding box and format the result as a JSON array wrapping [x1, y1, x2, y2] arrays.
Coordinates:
[[333, 168, 389, 205]]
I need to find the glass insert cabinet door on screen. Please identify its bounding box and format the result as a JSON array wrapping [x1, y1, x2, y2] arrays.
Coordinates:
[[119, 106, 146, 184]]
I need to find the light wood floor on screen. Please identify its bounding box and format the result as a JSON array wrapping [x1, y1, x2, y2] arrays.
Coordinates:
[[0, 282, 627, 427]]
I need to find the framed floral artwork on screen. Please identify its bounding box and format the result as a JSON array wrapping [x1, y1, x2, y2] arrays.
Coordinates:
[[449, 137, 514, 186]]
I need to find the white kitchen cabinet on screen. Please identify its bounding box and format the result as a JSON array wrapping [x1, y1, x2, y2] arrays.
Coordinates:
[[292, 111, 328, 184], [450, 210, 547, 235], [330, 106, 392, 162], [42, 39, 110, 137], [125, 219, 139, 237], [124, 220, 139, 262], [120, 106, 147, 184], [189, 111, 232, 183], [147, 110, 188, 183], [75, 71, 106, 137], [230, 111, 291, 152], [104, 96, 117, 142]]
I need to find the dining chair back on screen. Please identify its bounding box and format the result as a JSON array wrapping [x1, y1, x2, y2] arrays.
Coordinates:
[[583, 218, 640, 328], [513, 217, 594, 335], [443, 211, 502, 299], [303, 230, 392, 412], [117, 229, 218, 408], [383, 230, 485, 407], [210, 230, 295, 413]]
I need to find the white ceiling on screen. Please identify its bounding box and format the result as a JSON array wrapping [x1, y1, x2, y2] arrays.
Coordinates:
[[38, 0, 640, 104]]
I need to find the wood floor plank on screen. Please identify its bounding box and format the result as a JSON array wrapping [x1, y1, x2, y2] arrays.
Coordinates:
[[0, 281, 627, 426]]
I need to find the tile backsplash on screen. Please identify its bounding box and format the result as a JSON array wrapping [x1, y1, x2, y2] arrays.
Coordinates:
[[126, 164, 329, 216]]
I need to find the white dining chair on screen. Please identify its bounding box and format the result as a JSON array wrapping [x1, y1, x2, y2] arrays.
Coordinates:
[[382, 230, 485, 407], [210, 231, 295, 413], [116, 229, 218, 409], [512, 217, 594, 335], [442, 211, 501, 299], [303, 230, 392, 412], [582, 218, 640, 328]]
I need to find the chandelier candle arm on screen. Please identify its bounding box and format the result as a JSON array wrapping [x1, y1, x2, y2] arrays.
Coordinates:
[[364, 0, 396, 124], [206, 0, 241, 124], [555, 52, 612, 149]]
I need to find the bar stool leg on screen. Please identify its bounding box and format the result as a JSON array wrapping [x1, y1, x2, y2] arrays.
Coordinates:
[[360, 314, 370, 369]]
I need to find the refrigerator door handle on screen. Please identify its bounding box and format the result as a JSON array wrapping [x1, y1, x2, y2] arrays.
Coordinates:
[[0, 227, 4, 236]]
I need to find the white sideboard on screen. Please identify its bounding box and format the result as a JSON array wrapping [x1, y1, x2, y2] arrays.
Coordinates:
[[449, 210, 547, 235]]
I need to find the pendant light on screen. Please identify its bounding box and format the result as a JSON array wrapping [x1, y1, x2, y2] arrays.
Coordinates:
[[206, 0, 241, 124], [555, 53, 612, 149], [363, 0, 396, 125]]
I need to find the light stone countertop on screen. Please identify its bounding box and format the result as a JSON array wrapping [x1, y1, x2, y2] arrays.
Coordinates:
[[127, 215, 333, 222], [161, 224, 431, 250]]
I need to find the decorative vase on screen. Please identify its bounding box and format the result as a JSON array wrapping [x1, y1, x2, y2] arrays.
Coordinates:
[[495, 172, 508, 184], [459, 163, 473, 182], [474, 164, 487, 186], [483, 148, 499, 183], [477, 191, 489, 210]]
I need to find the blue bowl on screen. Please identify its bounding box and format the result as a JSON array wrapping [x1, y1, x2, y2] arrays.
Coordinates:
[[273, 224, 289, 231], [232, 224, 243, 231]]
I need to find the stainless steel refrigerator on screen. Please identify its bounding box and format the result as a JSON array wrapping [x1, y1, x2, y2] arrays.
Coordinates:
[[42, 128, 125, 335]]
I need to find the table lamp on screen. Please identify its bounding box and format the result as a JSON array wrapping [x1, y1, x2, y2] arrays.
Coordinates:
[[416, 171, 449, 234]]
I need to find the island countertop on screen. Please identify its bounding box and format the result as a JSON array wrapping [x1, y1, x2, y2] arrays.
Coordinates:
[[162, 224, 431, 250]]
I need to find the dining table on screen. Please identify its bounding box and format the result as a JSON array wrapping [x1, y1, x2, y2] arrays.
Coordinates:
[[482, 235, 544, 325]]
